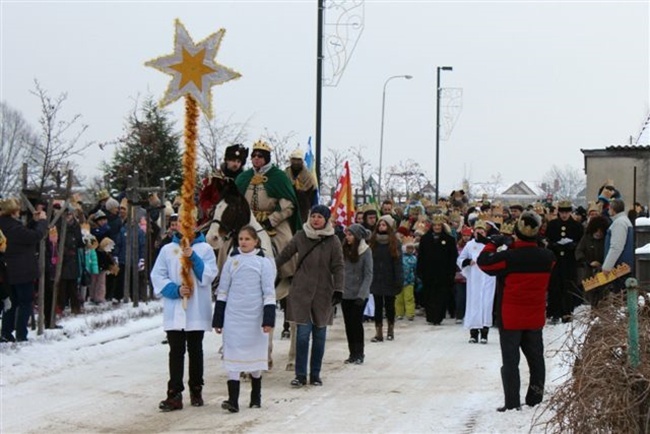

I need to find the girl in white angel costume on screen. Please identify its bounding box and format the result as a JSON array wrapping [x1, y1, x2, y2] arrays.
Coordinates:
[[213, 225, 277, 413]]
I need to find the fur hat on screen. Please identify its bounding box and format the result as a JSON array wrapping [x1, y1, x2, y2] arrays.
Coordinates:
[[224, 144, 249, 164], [105, 198, 119, 212], [346, 223, 370, 241], [310, 204, 331, 221], [0, 198, 20, 216], [515, 211, 542, 241]]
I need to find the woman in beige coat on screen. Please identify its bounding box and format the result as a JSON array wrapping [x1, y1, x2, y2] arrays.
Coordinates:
[[276, 205, 344, 387]]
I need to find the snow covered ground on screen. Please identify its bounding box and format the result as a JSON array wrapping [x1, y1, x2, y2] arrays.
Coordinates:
[[0, 301, 576, 433]]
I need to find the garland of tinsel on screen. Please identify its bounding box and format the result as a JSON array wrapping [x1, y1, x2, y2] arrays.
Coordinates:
[[180, 95, 199, 308]]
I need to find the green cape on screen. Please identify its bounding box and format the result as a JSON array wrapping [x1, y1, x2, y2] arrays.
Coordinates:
[[236, 165, 302, 233]]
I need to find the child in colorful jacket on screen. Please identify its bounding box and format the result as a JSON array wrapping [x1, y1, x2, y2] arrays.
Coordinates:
[[395, 237, 417, 321]]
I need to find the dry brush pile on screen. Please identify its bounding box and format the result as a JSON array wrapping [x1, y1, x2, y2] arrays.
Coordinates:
[[538, 290, 650, 433]]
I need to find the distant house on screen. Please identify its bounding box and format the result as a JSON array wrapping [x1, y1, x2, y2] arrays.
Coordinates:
[[581, 145, 650, 208], [469, 180, 544, 205]]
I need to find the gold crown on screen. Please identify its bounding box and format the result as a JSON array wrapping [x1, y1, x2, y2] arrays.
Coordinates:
[[252, 140, 273, 153], [448, 210, 462, 223], [477, 211, 492, 221], [582, 263, 631, 292], [431, 214, 447, 224], [500, 222, 515, 235]]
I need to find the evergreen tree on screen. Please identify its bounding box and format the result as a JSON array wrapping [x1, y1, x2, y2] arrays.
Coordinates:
[[105, 98, 183, 194]]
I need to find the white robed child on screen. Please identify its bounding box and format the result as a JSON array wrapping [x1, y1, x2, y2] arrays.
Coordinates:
[[213, 225, 277, 413]]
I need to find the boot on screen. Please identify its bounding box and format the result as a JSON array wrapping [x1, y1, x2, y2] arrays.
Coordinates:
[[221, 380, 240, 413], [249, 376, 262, 408], [159, 390, 183, 412], [371, 325, 383, 343], [480, 327, 489, 344], [190, 385, 203, 407], [387, 322, 395, 341]]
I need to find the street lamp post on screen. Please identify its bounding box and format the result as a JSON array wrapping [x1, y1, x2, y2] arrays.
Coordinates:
[[435, 66, 453, 203], [378, 74, 412, 202]]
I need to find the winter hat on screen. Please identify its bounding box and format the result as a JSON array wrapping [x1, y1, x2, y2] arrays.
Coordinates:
[[290, 148, 304, 160], [515, 211, 542, 241], [379, 214, 395, 229], [105, 198, 119, 212], [224, 143, 249, 164], [93, 210, 107, 222], [346, 223, 370, 241], [310, 204, 331, 221]]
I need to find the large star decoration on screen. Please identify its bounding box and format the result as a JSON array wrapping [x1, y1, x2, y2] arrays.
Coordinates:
[[145, 19, 241, 118]]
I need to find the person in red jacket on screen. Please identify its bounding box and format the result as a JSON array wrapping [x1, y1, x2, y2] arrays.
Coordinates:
[[477, 211, 556, 413]]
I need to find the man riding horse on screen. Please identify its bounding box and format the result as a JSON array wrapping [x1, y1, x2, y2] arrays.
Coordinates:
[[235, 140, 301, 279]]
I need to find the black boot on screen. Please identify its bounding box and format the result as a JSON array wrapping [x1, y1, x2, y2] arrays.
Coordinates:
[[190, 385, 203, 407], [221, 380, 240, 413], [387, 322, 395, 341], [250, 376, 262, 408], [469, 329, 479, 344], [480, 327, 489, 344], [159, 390, 183, 412]]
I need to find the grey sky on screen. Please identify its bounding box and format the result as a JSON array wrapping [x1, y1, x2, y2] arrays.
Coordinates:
[[1, 1, 648, 195]]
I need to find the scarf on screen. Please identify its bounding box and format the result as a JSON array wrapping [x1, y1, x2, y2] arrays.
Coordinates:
[[302, 221, 335, 240]]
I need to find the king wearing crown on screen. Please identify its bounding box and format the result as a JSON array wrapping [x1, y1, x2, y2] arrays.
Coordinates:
[[235, 140, 301, 278]]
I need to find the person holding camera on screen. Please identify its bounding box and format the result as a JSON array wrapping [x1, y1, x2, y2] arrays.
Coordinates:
[[0, 198, 48, 342]]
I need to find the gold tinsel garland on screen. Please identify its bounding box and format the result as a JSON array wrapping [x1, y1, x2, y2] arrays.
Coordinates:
[[180, 95, 199, 306]]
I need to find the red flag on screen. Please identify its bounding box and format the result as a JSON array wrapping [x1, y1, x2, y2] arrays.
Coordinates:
[[330, 161, 355, 227]]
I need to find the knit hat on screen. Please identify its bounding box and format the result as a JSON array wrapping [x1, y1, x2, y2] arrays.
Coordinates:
[[105, 198, 119, 212], [515, 211, 542, 241], [310, 204, 331, 221], [346, 223, 370, 241], [378, 214, 395, 229]]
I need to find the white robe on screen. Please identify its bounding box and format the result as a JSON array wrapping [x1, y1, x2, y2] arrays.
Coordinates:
[[457, 239, 496, 330], [217, 250, 277, 373], [151, 239, 218, 332]]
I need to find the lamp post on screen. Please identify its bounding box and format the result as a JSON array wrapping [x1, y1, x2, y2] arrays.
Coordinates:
[[435, 66, 453, 203], [378, 74, 412, 202]]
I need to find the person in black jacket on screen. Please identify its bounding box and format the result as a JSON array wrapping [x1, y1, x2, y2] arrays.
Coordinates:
[[0, 198, 48, 342], [416, 214, 458, 325]]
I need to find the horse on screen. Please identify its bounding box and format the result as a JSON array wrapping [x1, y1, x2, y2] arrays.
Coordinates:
[[204, 179, 296, 371]]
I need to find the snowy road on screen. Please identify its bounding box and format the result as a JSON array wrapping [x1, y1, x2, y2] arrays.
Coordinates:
[[1, 303, 570, 433]]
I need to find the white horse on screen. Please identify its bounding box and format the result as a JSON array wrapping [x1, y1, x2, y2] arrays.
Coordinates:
[[205, 184, 295, 371]]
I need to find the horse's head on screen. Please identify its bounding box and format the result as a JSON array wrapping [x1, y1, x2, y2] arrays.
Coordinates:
[[205, 182, 251, 250]]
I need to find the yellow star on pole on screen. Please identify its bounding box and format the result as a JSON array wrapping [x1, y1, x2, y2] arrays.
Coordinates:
[[145, 19, 241, 118]]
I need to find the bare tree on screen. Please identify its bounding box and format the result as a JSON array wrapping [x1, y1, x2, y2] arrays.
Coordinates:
[[260, 128, 297, 168], [539, 165, 586, 200], [321, 148, 349, 202], [483, 172, 504, 201], [28, 80, 93, 193], [198, 114, 250, 172], [0, 102, 36, 196], [349, 144, 374, 198], [385, 159, 431, 203]]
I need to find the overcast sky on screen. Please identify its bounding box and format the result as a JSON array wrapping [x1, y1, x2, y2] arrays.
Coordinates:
[[1, 1, 648, 195]]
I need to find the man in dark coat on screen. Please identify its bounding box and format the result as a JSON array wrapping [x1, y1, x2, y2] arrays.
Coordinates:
[[0, 198, 48, 342], [416, 215, 458, 325], [545, 200, 583, 323], [477, 211, 556, 412]]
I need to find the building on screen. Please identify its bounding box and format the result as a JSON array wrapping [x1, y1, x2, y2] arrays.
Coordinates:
[[581, 145, 650, 208]]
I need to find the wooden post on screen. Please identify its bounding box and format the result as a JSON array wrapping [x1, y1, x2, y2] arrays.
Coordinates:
[[626, 277, 640, 369], [50, 170, 74, 327]]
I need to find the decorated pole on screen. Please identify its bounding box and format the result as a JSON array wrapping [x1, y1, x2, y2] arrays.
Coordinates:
[[146, 19, 240, 308]]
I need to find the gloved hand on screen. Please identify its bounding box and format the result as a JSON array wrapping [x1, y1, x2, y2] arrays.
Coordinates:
[[331, 291, 343, 306], [489, 235, 512, 248], [261, 219, 273, 231], [138, 258, 145, 271], [3, 297, 11, 312], [354, 298, 366, 307]]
